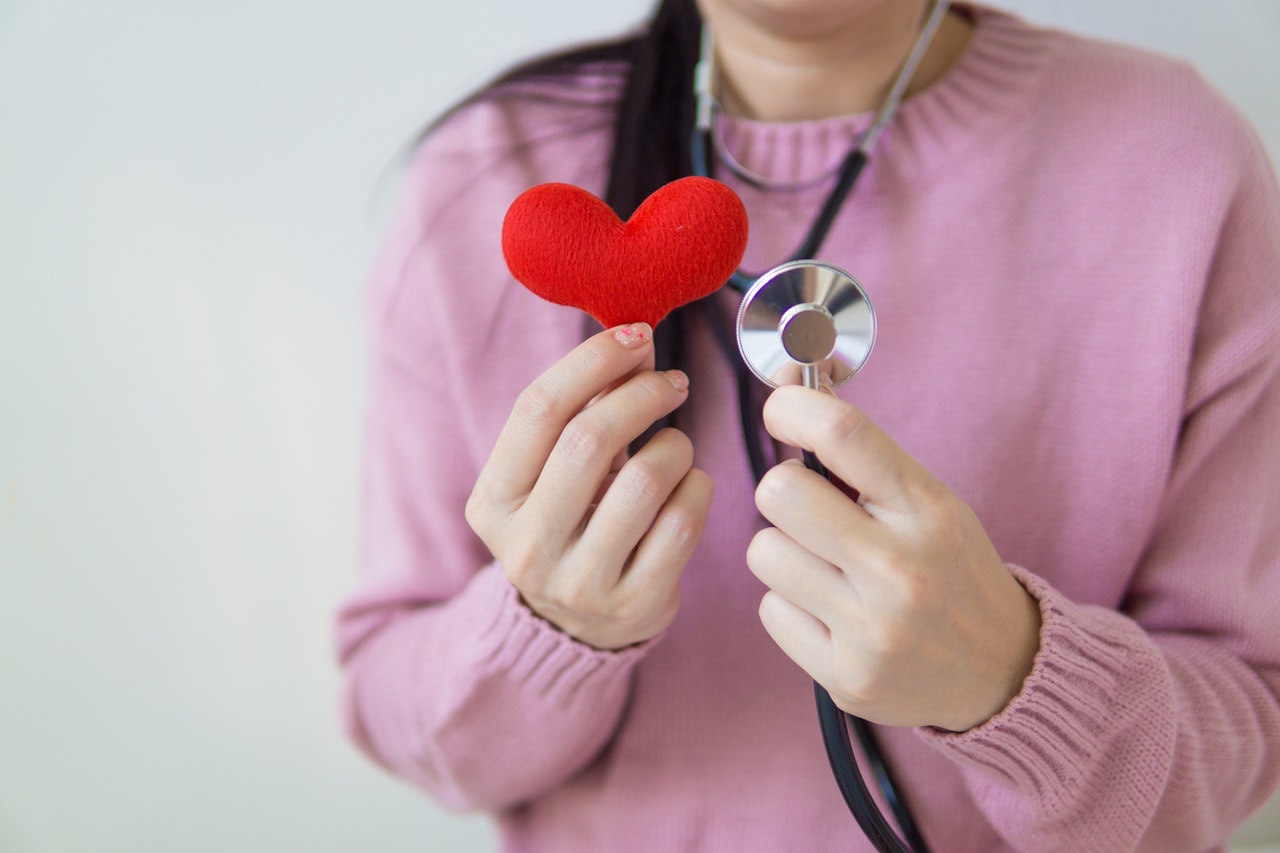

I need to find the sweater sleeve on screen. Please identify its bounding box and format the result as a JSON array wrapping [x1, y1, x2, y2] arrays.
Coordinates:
[[918, 114, 1280, 850], [337, 354, 653, 812], [333, 97, 649, 812]]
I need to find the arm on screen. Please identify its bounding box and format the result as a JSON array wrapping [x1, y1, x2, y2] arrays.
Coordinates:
[[330, 79, 719, 809], [338, 116, 721, 811], [334, 346, 626, 813], [917, 144, 1280, 849], [747, 130, 1280, 849], [753, 362, 1280, 850], [338, 320, 712, 811]]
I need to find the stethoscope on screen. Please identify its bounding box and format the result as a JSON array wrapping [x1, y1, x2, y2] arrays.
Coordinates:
[[692, 4, 952, 852]]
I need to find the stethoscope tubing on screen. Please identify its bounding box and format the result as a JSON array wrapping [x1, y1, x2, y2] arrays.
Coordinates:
[[698, 2, 954, 848], [817, 684, 926, 853], [806, 448, 930, 853]]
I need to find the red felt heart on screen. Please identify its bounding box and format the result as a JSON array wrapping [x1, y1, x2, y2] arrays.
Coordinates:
[[501, 177, 748, 330]]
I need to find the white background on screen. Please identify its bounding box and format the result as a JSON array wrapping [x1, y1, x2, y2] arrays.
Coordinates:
[[1, 2, 1278, 851]]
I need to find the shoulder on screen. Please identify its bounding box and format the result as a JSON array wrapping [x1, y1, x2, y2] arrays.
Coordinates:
[[366, 64, 625, 381], [959, 5, 1276, 244], [400, 62, 625, 243], [421, 63, 624, 184], [987, 7, 1264, 170], [983, 10, 1280, 400]]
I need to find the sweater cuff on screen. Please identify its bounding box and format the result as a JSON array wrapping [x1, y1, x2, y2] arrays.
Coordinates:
[[467, 564, 659, 704], [916, 563, 1160, 795]]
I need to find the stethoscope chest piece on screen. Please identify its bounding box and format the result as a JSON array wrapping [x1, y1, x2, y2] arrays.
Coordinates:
[[735, 260, 876, 390]]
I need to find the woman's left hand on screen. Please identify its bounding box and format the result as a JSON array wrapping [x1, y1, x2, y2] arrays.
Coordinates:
[[749, 386, 1042, 732]]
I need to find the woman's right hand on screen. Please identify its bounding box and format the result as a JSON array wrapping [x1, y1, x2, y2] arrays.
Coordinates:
[[465, 323, 713, 650]]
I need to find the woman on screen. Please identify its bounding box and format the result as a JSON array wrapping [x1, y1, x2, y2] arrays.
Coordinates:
[[336, 1, 1280, 849]]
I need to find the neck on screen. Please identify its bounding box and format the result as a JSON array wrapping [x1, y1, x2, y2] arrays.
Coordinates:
[[707, 3, 973, 122]]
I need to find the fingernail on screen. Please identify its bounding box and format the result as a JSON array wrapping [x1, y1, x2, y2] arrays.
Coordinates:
[[666, 369, 689, 391], [613, 323, 652, 347]]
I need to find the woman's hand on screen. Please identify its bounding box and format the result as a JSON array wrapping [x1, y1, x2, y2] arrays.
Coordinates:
[[466, 323, 713, 651], [748, 386, 1041, 732]]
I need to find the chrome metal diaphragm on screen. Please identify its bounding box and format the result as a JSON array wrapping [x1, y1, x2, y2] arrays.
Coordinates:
[[735, 260, 876, 389]]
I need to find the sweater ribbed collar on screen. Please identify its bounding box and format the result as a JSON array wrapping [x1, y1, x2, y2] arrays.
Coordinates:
[[715, 5, 1056, 191]]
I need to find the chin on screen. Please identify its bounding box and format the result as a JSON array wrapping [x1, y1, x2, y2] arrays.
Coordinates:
[[701, 0, 926, 42]]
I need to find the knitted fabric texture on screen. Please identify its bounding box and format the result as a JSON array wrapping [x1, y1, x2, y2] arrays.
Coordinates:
[[337, 6, 1280, 851], [501, 177, 749, 329]]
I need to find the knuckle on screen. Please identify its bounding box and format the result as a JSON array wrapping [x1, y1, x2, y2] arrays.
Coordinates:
[[463, 490, 484, 535], [755, 464, 796, 512], [512, 380, 563, 429], [618, 583, 680, 634], [611, 590, 643, 625], [874, 545, 912, 579], [501, 537, 542, 589], [558, 413, 615, 463], [629, 370, 665, 402], [861, 618, 906, 669], [929, 493, 973, 539], [683, 465, 713, 501], [893, 571, 935, 617], [911, 475, 958, 519], [758, 590, 788, 631], [662, 425, 693, 447], [661, 583, 682, 617], [618, 457, 670, 506], [746, 527, 783, 574], [906, 491, 974, 566], [833, 670, 880, 713], [554, 580, 603, 618], [573, 340, 611, 375], [877, 555, 936, 616], [824, 403, 870, 447], [652, 426, 694, 459], [745, 529, 768, 570], [613, 587, 652, 626], [658, 501, 707, 549]]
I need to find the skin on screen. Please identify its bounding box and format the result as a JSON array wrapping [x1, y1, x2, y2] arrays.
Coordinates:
[[468, 2, 1040, 731], [700, 0, 1037, 733], [751, 387, 1041, 732], [466, 324, 713, 651], [697, 0, 976, 121]]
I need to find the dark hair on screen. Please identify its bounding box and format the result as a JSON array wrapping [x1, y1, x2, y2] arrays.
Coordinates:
[[420, 1, 771, 466], [443, 0, 715, 446], [468, 0, 704, 374], [600, 0, 704, 396], [469, 0, 701, 215]]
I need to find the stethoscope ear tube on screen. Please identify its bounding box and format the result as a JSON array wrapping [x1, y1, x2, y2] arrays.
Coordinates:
[[712, 2, 953, 845]]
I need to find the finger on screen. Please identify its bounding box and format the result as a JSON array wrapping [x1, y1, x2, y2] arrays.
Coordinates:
[[746, 526, 854, 627], [577, 428, 694, 572], [617, 465, 713, 599], [758, 590, 834, 685], [754, 460, 888, 573], [525, 368, 691, 541], [761, 386, 935, 514], [767, 359, 845, 391], [476, 323, 655, 508], [589, 446, 631, 506]]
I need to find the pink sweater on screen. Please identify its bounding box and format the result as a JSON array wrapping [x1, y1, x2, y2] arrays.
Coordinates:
[[336, 7, 1280, 851]]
